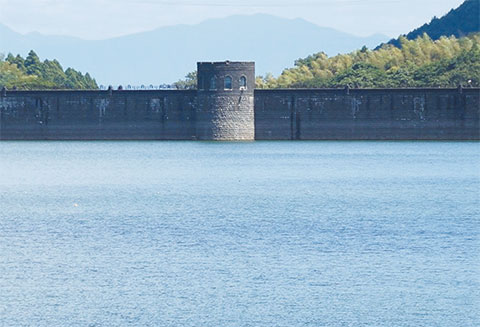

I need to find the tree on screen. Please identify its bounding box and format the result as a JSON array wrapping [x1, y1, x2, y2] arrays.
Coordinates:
[[1, 50, 98, 90], [256, 32, 480, 88], [329, 63, 387, 88], [24, 50, 42, 76], [173, 71, 197, 89]]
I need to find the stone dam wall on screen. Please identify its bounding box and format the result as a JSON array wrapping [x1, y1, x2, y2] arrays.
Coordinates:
[[0, 90, 197, 140], [255, 88, 480, 140], [0, 88, 479, 140]]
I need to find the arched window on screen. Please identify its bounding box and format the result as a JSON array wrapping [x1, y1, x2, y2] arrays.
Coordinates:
[[239, 76, 247, 89], [209, 76, 216, 90], [198, 76, 204, 90], [224, 76, 232, 90]]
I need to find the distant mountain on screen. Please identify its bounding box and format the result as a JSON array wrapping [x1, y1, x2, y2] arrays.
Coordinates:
[[0, 14, 387, 85], [380, 0, 480, 48]]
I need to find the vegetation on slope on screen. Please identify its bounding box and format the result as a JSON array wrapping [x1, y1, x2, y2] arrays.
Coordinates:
[[0, 50, 98, 90], [381, 0, 480, 49], [255, 33, 480, 88]]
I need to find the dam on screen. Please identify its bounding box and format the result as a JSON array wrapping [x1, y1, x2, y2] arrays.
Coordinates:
[[1, 61, 479, 140]]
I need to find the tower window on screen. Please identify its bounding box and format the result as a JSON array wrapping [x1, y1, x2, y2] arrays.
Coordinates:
[[198, 76, 204, 90], [239, 76, 247, 89], [224, 76, 232, 90], [210, 76, 216, 90]]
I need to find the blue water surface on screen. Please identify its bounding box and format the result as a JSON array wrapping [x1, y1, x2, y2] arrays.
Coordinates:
[[0, 141, 479, 326]]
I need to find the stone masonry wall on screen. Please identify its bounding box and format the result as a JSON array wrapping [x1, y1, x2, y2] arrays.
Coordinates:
[[0, 90, 197, 140], [195, 61, 255, 140], [195, 94, 255, 140], [1, 88, 479, 140], [254, 88, 480, 140]]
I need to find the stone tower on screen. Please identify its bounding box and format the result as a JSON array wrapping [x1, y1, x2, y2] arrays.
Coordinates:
[[196, 61, 255, 140]]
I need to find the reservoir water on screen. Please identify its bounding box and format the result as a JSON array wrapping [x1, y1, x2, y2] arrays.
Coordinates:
[[0, 141, 479, 326]]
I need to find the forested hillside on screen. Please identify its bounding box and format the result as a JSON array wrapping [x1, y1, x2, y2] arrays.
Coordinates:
[[0, 50, 98, 90], [256, 33, 480, 89], [383, 0, 480, 48], [254, 0, 480, 89]]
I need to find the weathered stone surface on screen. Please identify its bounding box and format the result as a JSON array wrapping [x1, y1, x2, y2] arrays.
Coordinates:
[[196, 61, 255, 140], [254, 88, 480, 140], [0, 90, 197, 140]]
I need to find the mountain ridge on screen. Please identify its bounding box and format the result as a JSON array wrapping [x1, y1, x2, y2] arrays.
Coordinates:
[[0, 14, 387, 85], [378, 0, 480, 49]]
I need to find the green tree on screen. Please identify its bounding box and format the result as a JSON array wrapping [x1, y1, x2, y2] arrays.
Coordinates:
[[329, 63, 387, 88], [24, 50, 42, 76], [258, 32, 480, 89], [1, 50, 98, 90], [174, 71, 197, 89]]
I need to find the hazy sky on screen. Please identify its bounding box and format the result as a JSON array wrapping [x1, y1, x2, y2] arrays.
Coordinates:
[[0, 0, 465, 39]]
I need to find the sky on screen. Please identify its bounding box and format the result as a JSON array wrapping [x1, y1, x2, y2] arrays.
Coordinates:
[[0, 0, 466, 39]]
